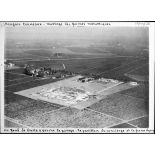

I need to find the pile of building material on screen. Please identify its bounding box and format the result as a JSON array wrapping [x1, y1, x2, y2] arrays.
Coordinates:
[[32, 86, 92, 105]]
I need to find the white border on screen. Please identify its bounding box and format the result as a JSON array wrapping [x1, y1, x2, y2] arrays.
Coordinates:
[[149, 23, 154, 129], [0, 21, 154, 133], [0, 24, 4, 132]]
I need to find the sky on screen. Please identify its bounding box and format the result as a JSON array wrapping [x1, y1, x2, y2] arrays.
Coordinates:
[[5, 26, 149, 44]]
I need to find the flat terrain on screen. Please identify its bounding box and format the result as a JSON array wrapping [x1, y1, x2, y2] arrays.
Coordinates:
[[4, 43, 149, 129], [15, 76, 137, 110]]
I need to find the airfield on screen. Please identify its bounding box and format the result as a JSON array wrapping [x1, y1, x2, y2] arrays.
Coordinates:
[[4, 43, 149, 129]]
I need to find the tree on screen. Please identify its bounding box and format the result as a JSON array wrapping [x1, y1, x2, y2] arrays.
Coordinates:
[[37, 70, 45, 77]]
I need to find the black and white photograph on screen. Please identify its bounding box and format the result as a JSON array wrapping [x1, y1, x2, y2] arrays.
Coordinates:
[[0, 22, 154, 133]]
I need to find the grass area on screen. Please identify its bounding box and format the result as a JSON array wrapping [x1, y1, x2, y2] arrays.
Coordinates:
[[5, 50, 45, 59], [63, 57, 133, 73], [100, 59, 148, 82], [4, 55, 149, 104], [9, 55, 133, 67], [5, 77, 65, 92], [5, 68, 25, 74], [5, 57, 144, 91], [80, 58, 131, 74], [4, 91, 61, 120], [5, 76, 34, 86], [5, 90, 63, 108], [67, 46, 115, 56], [119, 83, 149, 100], [128, 64, 149, 76], [5, 72, 26, 80], [5, 91, 34, 105], [89, 92, 148, 120]]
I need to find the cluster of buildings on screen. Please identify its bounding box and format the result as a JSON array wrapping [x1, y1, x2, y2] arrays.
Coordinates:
[[24, 64, 74, 79], [4, 59, 15, 69], [77, 75, 119, 84], [78, 76, 94, 83]]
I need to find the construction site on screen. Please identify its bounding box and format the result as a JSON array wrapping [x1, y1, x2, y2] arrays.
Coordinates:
[[15, 75, 138, 110]]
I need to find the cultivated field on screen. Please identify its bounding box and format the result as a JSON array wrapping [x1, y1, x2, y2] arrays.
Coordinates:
[[4, 40, 149, 129]]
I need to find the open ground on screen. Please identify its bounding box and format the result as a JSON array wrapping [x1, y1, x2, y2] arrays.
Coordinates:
[[15, 75, 137, 110], [4, 51, 149, 129], [3, 31, 150, 130]]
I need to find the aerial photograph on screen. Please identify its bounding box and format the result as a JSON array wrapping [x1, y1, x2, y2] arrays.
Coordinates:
[[4, 24, 149, 130]]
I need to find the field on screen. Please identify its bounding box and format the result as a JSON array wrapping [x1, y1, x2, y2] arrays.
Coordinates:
[[123, 63, 149, 82], [128, 64, 149, 76], [5, 72, 26, 80], [7, 57, 136, 74], [4, 41, 149, 129]]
